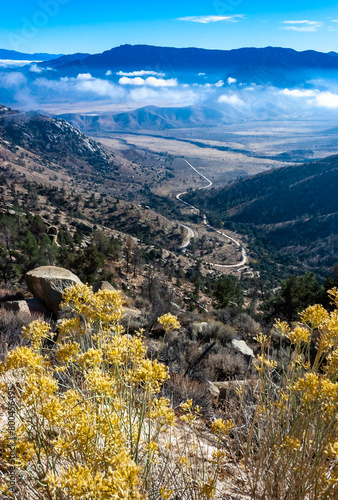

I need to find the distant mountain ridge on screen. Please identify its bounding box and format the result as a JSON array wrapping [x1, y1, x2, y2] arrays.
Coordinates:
[[43, 44, 338, 86], [0, 48, 63, 61], [57, 105, 236, 131]]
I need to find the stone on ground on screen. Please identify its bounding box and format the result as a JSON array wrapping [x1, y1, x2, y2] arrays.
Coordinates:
[[25, 266, 83, 317]]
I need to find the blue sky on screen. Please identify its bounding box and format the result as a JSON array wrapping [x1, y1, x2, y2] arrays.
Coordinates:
[[1, 0, 338, 55]]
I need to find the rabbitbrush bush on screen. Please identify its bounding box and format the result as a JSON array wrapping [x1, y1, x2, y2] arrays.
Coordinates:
[[231, 288, 338, 499], [0, 284, 231, 499]]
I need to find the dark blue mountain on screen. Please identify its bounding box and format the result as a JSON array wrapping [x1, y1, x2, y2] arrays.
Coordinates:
[[0, 48, 63, 61], [46, 45, 338, 86], [38, 53, 90, 67]]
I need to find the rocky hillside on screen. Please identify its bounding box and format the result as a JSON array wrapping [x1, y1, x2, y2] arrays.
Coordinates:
[[0, 105, 115, 174], [185, 154, 338, 277]]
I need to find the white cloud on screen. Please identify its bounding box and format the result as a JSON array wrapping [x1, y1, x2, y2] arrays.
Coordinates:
[[215, 80, 224, 87], [176, 15, 243, 24], [77, 73, 94, 80], [280, 87, 338, 109], [29, 64, 43, 74], [315, 91, 338, 108], [198, 72, 206, 76], [105, 70, 112, 76], [0, 71, 27, 87], [227, 77, 237, 85], [119, 76, 178, 87], [0, 59, 40, 68], [218, 94, 245, 106], [116, 70, 166, 77], [282, 20, 322, 32], [129, 87, 198, 107], [35, 75, 125, 100], [281, 88, 317, 97], [119, 76, 144, 86]]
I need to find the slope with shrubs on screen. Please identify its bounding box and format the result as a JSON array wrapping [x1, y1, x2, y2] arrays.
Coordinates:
[[185, 154, 338, 277]]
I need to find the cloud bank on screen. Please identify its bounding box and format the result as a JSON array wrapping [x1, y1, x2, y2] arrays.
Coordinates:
[[116, 70, 166, 77], [118, 76, 178, 87], [2, 66, 338, 119], [282, 20, 322, 32], [176, 15, 243, 24]]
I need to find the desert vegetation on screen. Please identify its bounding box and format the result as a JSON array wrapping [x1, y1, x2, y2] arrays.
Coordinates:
[[0, 284, 337, 499]]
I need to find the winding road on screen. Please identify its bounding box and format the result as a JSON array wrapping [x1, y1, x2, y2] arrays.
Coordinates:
[[177, 159, 247, 269]]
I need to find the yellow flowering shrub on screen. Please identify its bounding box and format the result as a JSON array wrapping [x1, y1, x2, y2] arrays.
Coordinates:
[[0, 284, 223, 499], [239, 289, 338, 499]]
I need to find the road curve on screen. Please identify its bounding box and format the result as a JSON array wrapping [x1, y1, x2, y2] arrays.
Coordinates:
[[177, 159, 248, 268]]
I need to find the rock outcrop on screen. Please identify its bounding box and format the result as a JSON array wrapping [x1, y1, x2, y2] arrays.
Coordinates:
[[91, 281, 116, 293], [1, 300, 31, 315], [25, 266, 83, 317], [231, 339, 254, 358]]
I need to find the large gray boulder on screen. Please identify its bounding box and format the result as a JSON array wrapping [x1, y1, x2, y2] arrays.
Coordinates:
[[25, 266, 83, 316]]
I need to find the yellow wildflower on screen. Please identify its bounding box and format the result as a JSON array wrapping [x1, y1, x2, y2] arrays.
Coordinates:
[[158, 313, 181, 332], [148, 398, 176, 427], [180, 399, 201, 424], [132, 358, 168, 393], [254, 333, 269, 345], [22, 319, 51, 350], [160, 487, 174, 499], [328, 287, 338, 307], [300, 304, 330, 329], [199, 480, 216, 498], [287, 325, 311, 344], [273, 319, 291, 335], [55, 342, 80, 364], [211, 418, 234, 437], [281, 436, 301, 451]]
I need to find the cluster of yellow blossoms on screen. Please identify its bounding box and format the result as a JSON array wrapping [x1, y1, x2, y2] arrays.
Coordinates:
[[0, 284, 183, 499], [0, 284, 230, 500], [249, 288, 338, 497]]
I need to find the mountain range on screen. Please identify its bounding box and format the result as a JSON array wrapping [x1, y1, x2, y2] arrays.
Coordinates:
[[36, 44, 338, 86], [0, 48, 62, 61], [57, 105, 241, 132]]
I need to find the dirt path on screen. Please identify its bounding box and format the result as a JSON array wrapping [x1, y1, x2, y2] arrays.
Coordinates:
[[177, 159, 248, 268]]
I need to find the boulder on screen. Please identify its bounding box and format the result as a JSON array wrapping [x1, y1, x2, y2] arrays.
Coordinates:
[[124, 307, 142, 318], [25, 266, 83, 317], [213, 380, 248, 400], [231, 339, 254, 358], [207, 381, 220, 399], [91, 281, 116, 293], [1, 300, 31, 315], [26, 298, 50, 316]]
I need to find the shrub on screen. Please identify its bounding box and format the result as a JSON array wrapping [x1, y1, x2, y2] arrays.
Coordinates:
[[228, 288, 338, 499], [0, 309, 33, 358], [206, 349, 246, 381], [0, 284, 229, 499], [191, 320, 236, 346]]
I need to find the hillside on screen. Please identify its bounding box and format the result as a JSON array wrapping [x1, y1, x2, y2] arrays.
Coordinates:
[[0, 104, 115, 174], [58, 105, 233, 132], [185, 155, 338, 277]]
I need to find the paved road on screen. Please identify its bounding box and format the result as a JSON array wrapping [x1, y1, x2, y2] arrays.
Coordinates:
[[177, 160, 248, 268]]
